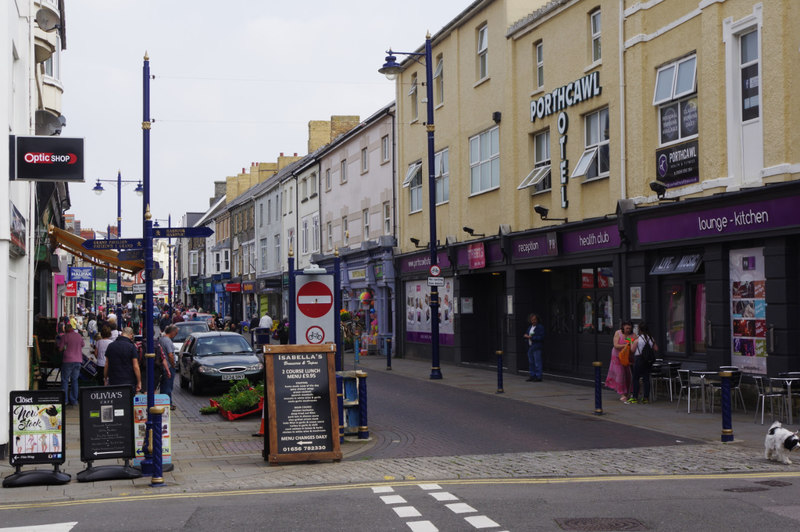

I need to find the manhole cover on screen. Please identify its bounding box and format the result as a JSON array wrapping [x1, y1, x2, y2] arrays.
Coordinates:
[[724, 486, 769, 492], [756, 480, 792, 487], [555, 518, 648, 531]]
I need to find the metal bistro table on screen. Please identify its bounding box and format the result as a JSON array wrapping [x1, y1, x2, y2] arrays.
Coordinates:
[[691, 370, 720, 414], [771, 376, 800, 424]]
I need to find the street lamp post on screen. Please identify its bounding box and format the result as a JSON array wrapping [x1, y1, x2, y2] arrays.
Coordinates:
[[380, 33, 442, 379], [93, 171, 143, 306]]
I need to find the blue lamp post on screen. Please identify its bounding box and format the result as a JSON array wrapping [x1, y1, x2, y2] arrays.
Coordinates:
[[379, 33, 442, 379], [93, 171, 143, 305]]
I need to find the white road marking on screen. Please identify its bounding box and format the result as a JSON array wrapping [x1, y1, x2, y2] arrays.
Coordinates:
[[418, 483, 441, 490], [446, 502, 477, 514], [465, 515, 500, 529], [407, 521, 438, 532], [372, 486, 395, 493], [380, 494, 407, 505], [393, 506, 422, 518], [429, 491, 459, 501], [0, 524, 78, 532]]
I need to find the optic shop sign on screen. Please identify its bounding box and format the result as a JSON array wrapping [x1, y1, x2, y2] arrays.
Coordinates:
[[295, 276, 335, 344], [11, 136, 85, 182], [530, 72, 602, 209]]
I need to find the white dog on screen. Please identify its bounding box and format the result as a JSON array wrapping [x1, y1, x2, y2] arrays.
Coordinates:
[[765, 421, 800, 464]]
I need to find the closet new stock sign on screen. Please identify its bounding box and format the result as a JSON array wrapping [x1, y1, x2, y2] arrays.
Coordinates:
[[11, 136, 85, 182]]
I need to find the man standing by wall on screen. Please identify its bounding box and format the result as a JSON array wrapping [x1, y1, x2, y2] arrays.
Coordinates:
[[159, 325, 179, 410], [57, 323, 84, 406]]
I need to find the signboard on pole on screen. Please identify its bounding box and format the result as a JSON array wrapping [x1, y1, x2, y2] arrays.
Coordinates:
[[12, 136, 85, 182], [133, 394, 172, 466], [68, 266, 93, 282], [78, 385, 135, 462], [152, 226, 213, 239], [295, 275, 335, 344], [262, 344, 341, 464], [65, 281, 77, 297], [82, 238, 144, 251]]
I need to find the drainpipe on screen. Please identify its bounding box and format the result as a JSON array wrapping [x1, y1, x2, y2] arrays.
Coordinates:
[[618, 0, 627, 201]]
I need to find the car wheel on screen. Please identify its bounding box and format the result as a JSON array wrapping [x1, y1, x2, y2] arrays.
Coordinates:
[[190, 373, 202, 395], [180, 373, 188, 389]]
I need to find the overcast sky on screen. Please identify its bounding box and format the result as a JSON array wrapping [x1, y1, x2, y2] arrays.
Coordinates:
[[62, 0, 471, 234]]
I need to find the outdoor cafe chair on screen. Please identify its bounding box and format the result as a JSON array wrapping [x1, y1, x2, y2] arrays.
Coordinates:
[[753, 375, 785, 424], [676, 369, 703, 413], [708, 369, 746, 414]]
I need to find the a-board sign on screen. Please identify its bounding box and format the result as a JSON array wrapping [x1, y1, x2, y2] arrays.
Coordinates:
[[79, 385, 134, 463], [8, 390, 66, 466], [133, 394, 172, 465], [263, 344, 341, 464]]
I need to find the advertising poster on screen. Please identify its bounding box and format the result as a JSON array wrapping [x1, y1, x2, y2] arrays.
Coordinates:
[[730, 247, 766, 374], [133, 394, 172, 465], [79, 385, 134, 463], [405, 279, 454, 345], [9, 390, 65, 466]]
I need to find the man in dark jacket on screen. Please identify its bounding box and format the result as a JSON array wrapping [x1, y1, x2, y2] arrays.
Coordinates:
[[104, 327, 141, 392]]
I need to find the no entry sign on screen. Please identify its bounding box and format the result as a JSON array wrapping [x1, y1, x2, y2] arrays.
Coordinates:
[[295, 276, 335, 346]]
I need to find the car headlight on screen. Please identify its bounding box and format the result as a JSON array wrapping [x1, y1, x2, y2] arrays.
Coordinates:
[[246, 363, 263, 371], [197, 366, 219, 374]]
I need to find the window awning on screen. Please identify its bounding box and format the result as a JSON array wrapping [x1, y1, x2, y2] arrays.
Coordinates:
[[49, 226, 145, 275]]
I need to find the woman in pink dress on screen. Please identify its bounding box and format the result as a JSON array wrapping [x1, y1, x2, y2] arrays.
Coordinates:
[[605, 320, 636, 401]]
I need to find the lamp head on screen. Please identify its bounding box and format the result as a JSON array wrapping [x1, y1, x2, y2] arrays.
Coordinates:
[[534, 205, 549, 219], [135, 181, 144, 196], [92, 180, 104, 196], [379, 51, 403, 81], [410, 237, 421, 247], [462, 226, 475, 236], [649, 181, 668, 198]]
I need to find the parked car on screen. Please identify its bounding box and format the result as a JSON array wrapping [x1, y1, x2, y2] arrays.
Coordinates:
[[172, 320, 210, 353], [178, 332, 263, 395]]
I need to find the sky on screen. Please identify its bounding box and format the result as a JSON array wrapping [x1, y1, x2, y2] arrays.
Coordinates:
[[62, 0, 472, 235]]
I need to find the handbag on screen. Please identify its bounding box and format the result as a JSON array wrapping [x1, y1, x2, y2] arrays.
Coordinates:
[[618, 342, 632, 366]]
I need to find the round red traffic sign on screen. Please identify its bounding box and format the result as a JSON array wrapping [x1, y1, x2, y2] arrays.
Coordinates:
[[305, 326, 325, 344], [296, 281, 333, 318]]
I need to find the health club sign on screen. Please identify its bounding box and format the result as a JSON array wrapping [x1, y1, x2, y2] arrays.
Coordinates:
[[295, 276, 335, 344]]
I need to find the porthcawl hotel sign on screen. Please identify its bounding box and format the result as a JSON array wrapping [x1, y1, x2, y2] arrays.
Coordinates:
[[530, 71, 602, 209]]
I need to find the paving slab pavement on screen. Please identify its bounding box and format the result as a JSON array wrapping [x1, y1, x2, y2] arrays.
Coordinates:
[[2, 352, 799, 505]]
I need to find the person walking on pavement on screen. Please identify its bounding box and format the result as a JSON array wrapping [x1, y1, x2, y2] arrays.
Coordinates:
[[627, 322, 658, 404], [104, 327, 141, 393], [94, 326, 113, 386], [606, 320, 636, 402], [523, 313, 545, 382], [57, 323, 84, 406], [159, 325, 179, 410]]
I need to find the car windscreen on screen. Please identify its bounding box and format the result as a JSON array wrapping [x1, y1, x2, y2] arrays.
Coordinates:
[[195, 336, 253, 355], [174, 322, 209, 342]]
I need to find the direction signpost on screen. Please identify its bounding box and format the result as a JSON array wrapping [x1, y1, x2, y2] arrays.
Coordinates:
[[82, 238, 144, 251], [152, 226, 213, 239]]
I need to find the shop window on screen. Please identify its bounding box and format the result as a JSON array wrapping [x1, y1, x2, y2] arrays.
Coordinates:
[[664, 282, 706, 355], [598, 294, 614, 333], [578, 294, 595, 333]]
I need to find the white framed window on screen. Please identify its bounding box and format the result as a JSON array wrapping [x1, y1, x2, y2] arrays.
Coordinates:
[[572, 108, 610, 181], [273, 234, 280, 266], [340, 160, 347, 184], [469, 126, 500, 194], [325, 168, 331, 191], [404, 162, 423, 213], [362, 209, 370, 239], [381, 135, 390, 162], [383, 202, 391, 235], [434, 55, 444, 105], [260, 238, 268, 272], [361, 147, 368, 173], [654, 55, 698, 146], [434, 148, 449, 204], [215, 252, 221, 274], [288, 228, 295, 254], [342, 217, 349, 245], [249, 244, 256, 274], [535, 42, 544, 89], [301, 179, 308, 201], [258, 203, 264, 227], [189, 251, 199, 276], [477, 25, 488, 80], [223, 249, 230, 271], [312, 214, 319, 252], [518, 130, 551, 192], [267, 199, 272, 223], [590, 10, 601, 62], [409, 73, 419, 121], [740, 30, 759, 122], [43, 36, 61, 80], [301, 218, 309, 254], [326, 221, 333, 250], [232, 251, 239, 277], [309, 173, 317, 197]]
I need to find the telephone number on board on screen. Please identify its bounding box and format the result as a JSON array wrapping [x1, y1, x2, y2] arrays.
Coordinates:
[[282, 445, 326, 452]]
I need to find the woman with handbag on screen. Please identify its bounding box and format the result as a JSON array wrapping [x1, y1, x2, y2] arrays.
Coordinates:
[[605, 320, 636, 402]]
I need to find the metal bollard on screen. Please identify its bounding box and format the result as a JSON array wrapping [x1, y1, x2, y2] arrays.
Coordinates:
[[356, 370, 369, 439], [593, 361, 603, 415], [149, 406, 166, 486], [496, 351, 504, 393], [386, 338, 392, 370], [354, 338, 360, 366], [336, 374, 344, 443], [720, 370, 734, 442]]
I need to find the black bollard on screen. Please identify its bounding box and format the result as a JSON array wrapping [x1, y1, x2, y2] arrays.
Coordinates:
[[357, 370, 369, 439], [386, 338, 392, 370], [720, 371, 734, 442], [496, 351, 504, 393], [149, 405, 166, 487], [593, 361, 603, 415]]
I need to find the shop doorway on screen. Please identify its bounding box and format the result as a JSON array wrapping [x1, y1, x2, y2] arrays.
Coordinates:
[[459, 273, 505, 364], [662, 279, 707, 359]]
